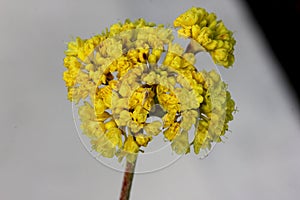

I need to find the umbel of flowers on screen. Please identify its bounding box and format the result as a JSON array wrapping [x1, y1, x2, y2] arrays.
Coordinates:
[[63, 7, 236, 164]]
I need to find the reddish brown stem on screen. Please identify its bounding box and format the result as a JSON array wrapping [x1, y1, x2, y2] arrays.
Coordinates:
[[119, 158, 137, 200], [185, 39, 205, 54]]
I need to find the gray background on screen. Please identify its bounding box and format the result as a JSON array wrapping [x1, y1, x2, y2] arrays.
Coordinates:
[[1, 0, 300, 199]]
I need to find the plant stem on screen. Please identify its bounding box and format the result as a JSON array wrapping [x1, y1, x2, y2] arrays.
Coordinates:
[[185, 39, 205, 54], [119, 158, 137, 200]]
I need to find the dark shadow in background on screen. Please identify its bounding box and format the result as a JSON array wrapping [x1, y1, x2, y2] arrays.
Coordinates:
[[243, 0, 300, 106]]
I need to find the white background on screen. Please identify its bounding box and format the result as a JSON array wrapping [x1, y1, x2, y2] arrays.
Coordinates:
[[1, 0, 300, 199]]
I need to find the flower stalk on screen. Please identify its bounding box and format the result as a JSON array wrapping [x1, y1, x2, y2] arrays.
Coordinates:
[[119, 157, 137, 200]]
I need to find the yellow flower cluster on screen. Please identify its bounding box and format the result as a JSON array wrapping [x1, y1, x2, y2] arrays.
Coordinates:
[[62, 8, 237, 163], [193, 70, 236, 153], [174, 7, 236, 68]]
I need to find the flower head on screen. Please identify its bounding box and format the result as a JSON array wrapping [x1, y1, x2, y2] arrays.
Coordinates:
[[63, 8, 237, 164]]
